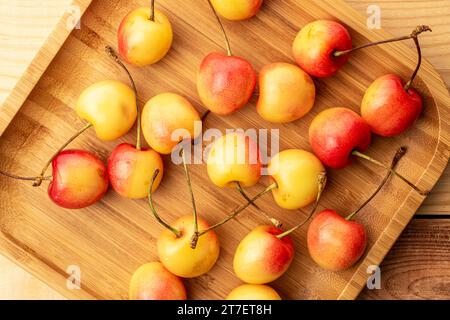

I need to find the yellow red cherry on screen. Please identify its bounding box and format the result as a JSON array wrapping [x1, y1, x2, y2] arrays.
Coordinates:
[[48, 150, 108, 209], [157, 215, 220, 278], [210, 0, 263, 21], [129, 262, 187, 300], [141, 93, 200, 155], [307, 148, 406, 271], [233, 225, 294, 284], [257, 63, 315, 123], [206, 132, 281, 226], [226, 284, 281, 300], [118, 2, 173, 66], [108, 143, 163, 199], [197, 1, 256, 115], [232, 173, 326, 284]]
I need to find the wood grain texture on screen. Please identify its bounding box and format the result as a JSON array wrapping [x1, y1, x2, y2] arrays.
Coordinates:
[[346, 0, 450, 216], [0, 0, 449, 300], [359, 219, 450, 300], [347, 0, 450, 88], [0, 0, 92, 135], [2, 219, 448, 300], [0, 255, 64, 300]]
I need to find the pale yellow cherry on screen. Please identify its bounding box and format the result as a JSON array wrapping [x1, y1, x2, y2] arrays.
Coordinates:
[[141, 93, 200, 155], [227, 284, 281, 300], [118, 7, 173, 66], [157, 215, 220, 278], [268, 149, 325, 210], [129, 262, 187, 300], [257, 62, 315, 123], [211, 0, 263, 21], [207, 132, 262, 188], [76, 80, 137, 141]]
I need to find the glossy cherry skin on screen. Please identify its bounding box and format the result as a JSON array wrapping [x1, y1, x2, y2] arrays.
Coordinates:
[[309, 107, 372, 169], [307, 209, 367, 271], [197, 52, 256, 115], [292, 20, 352, 78], [361, 74, 423, 137], [48, 150, 108, 209]]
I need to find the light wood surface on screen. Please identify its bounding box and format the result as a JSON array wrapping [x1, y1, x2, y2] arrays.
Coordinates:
[[0, 254, 64, 300], [0, 0, 449, 300], [0, 0, 92, 136], [346, 0, 450, 216], [3, 218, 448, 300]]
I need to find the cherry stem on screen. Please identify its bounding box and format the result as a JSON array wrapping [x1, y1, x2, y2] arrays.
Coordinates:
[[32, 122, 93, 187], [0, 171, 52, 182], [235, 181, 282, 228], [149, 0, 155, 21], [105, 46, 141, 150], [201, 110, 211, 122], [404, 35, 425, 91], [148, 169, 182, 237], [0, 129, 86, 182], [206, 0, 232, 56], [276, 171, 327, 239], [352, 149, 430, 196], [346, 147, 406, 220], [333, 25, 432, 58], [191, 182, 278, 248], [179, 148, 200, 249]]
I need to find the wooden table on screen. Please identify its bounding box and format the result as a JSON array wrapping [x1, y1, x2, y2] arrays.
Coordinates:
[[0, 0, 449, 300]]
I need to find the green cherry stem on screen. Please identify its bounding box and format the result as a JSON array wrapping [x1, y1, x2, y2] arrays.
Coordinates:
[[148, 169, 182, 237], [351, 149, 429, 196], [235, 181, 282, 228], [346, 146, 406, 220], [276, 171, 327, 239], [191, 182, 278, 248], [206, 0, 233, 56], [0, 171, 52, 182], [149, 0, 155, 21], [105, 46, 141, 150], [179, 148, 200, 249], [334, 25, 431, 58]]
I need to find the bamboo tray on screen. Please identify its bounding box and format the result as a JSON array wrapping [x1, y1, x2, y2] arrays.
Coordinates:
[[0, 0, 449, 300]]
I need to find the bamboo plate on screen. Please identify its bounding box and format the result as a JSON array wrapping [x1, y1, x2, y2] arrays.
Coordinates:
[[0, 0, 449, 300]]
